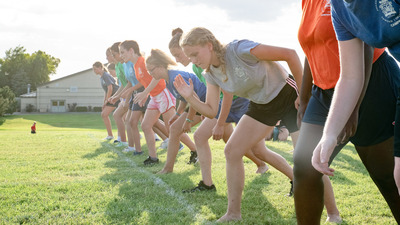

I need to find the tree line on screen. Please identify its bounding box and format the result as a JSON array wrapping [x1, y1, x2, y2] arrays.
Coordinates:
[[0, 46, 60, 116]]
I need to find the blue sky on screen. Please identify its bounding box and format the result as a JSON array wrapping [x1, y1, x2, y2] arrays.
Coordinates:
[[0, 0, 303, 80]]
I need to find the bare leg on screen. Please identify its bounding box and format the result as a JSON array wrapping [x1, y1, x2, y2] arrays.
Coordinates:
[[192, 118, 217, 185], [127, 110, 144, 152], [159, 112, 201, 173], [355, 137, 400, 223], [180, 114, 202, 152], [293, 122, 342, 225], [159, 113, 186, 173], [125, 110, 134, 148], [218, 115, 284, 222], [245, 150, 269, 174], [252, 141, 293, 180], [395, 157, 400, 196], [153, 119, 168, 140], [141, 109, 161, 158], [101, 106, 115, 137], [113, 104, 128, 142], [323, 175, 342, 223]]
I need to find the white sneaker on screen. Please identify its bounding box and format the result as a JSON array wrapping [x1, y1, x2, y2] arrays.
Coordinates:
[[105, 136, 114, 140], [122, 147, 135, 153], [116, 142, 128, 148], [159, 138, 169, 150]]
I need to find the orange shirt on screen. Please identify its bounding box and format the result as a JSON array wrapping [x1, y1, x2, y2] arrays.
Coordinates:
[[134, 56, 166, 97], [298, 0, 385, 90]]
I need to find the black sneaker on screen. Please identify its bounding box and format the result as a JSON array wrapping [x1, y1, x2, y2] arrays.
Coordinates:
[[187, 151, 198, 164], [182, 181, 216, 193], [133, 151, 143, 156], [144, 156, 159, 165], [287, 181, 293, 197]]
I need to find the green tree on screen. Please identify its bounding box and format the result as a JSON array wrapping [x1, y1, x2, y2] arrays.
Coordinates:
[[0, 86, 16, 116], [0, 46, 60, 96]]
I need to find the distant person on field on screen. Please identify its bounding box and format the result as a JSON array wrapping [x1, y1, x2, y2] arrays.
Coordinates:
[[92, 61, 119, 140], [31, 121, 36, 134]]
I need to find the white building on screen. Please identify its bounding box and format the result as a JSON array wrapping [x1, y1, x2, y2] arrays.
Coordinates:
[[19, 68, 105, 113]]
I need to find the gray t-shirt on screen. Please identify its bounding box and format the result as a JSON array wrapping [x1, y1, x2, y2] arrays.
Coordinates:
[[204, 39, 289, 104]]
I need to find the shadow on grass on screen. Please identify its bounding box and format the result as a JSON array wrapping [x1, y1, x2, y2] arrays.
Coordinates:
[[88, 140, 230, 224], [242, 173, 295, 224]]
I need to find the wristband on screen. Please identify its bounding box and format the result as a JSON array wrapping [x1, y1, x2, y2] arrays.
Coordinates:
[[186, 118, 193, 123], [176, 112, 181, 116]]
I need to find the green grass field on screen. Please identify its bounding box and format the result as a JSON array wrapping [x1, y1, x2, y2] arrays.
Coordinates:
[[0, 113, 397, 224]]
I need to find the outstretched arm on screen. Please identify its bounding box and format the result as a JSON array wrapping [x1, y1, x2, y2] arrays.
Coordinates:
[[312, 38, 365, 176], [213, 90, 233, 140]]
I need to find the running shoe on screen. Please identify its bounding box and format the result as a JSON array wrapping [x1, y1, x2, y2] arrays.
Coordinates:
[[143, 156, 159, 165], [287, 181, 293, 197], [133, 151, 143, 156], [187, 151, 198, 164], [116, 142, 128, 148], [182, 181, 216, 193], [159, 138, 169, 150], [122, 147, 135, 153], [104, 136, 114, 140]]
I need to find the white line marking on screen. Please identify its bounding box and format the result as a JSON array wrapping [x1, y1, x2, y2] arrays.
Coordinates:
[[88, 134, 213, 224]]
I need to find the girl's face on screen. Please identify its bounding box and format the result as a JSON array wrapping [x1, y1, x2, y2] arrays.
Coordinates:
[[93, 66, 103, 75], [146, 64, 166, 81], [119, 46, 138, 63], [119, 46, 130, 63], [111, 50, 123, 62], [106, 51, 114, 63], [170, 47, 190, 67], [183, 42, 213, 70]]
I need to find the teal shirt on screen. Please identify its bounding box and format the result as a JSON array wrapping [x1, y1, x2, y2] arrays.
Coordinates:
[[116, 62, 128, 87]]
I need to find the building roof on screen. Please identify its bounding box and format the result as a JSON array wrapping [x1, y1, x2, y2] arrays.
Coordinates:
[[20, 91, 37, 98], [39, 68, 93, 87]]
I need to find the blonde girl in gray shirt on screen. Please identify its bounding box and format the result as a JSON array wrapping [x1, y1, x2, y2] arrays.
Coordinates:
[[174, 27, 303, 222]]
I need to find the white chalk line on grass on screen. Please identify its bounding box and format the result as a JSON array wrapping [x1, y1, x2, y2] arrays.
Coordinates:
[[88, 134, 214, 225]]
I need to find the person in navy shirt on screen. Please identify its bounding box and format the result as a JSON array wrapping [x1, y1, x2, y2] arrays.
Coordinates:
[[312, 1, 400, 201]]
